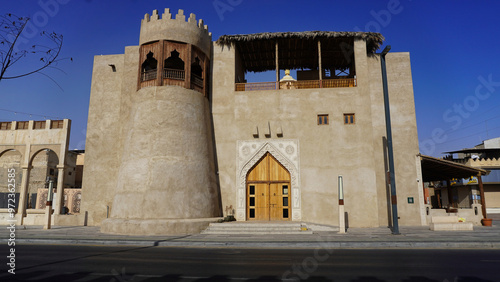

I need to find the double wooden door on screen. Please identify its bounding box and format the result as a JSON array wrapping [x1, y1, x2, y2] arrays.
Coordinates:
[[247, 153, 291, 221]]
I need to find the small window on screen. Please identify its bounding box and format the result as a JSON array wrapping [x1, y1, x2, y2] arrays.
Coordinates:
[[249, 185, 255, 195], [16, 121, 29, 130], [249, 208, 255, 218], [283, 197, 288, 207], [344, 113, 355, 124], [34, 121, 46, 130], [283, 209, 289, 218], [249, 197, 255, 206], [0, 122, 12, 130], [282, 185, 288, 195], [317, 114, 329, 125]]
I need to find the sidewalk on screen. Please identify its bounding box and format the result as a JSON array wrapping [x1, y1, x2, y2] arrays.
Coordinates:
[[1, 221, 500, 249]]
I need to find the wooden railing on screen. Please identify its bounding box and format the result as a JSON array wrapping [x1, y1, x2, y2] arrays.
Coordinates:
[[235, 82, 278, 91], [235, 78, 356, 91], [191, 74, 203, 88], [294, 80, 321, 89], [163, 68, 185, 80], [141, 69, 157, 81], [322, 78, 356, 88]]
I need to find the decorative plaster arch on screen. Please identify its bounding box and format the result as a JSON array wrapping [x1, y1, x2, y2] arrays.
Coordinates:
[[0, 146, 25, 165], [236, 139, 301, 221], [29, 146, 62, 167]]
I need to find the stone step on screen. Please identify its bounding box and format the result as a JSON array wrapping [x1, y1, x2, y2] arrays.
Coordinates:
[[206, 223, 303, 229], [430, 222, 474, 231], [201, 222, 313, 235], [202, 230, 313, 235]]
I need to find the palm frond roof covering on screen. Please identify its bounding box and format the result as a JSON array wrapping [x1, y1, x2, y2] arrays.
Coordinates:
[[216, 31, 384, 73]]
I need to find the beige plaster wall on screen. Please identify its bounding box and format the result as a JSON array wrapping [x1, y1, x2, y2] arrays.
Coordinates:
[[211, 40, 424, 227], [485, 184, 500, 208], [81, 54, 124, 226], [367, 51, 424, 226], [107, 85, 219, 221], [384, 52, 424, 226]]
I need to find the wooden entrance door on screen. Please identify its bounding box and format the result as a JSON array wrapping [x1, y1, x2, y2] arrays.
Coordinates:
[[247, 153, 291, 221]]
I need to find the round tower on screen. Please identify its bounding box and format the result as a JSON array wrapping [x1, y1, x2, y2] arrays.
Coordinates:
[[100, 9, 220, 235]]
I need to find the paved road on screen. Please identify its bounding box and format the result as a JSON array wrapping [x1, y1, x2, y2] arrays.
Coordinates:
[[1, 244, 499, 281]]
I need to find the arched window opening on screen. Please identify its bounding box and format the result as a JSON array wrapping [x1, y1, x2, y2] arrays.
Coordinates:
[[163, 50, 185, 80], [141, 51, 158, 81], [191, 56, 203, 88]]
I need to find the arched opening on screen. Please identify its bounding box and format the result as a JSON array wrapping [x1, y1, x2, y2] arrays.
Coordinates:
[[246, 152, 291, 221], [141, 51, 158, 81], [164, 49, 185, 80], [29, 149, 59, 210], [0, 149, 22, 210], [191, 56, 203, 88]]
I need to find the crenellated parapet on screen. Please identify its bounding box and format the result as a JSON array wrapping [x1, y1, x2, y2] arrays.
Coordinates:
[[467, 157, 500, 168], [137, 8, 211, 95], [444, 155, 500, 169], [139, 8, 211, 57]]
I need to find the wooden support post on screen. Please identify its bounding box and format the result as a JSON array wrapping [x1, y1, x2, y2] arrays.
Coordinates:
[[204, 58, 209, 97], [157, 40, 165, 86], [185, 44, 192, 90], [446, 179, 453, 209], [318, 40, 322, 87], [275, 41, 279, 89], [478, 175, 488, 219]]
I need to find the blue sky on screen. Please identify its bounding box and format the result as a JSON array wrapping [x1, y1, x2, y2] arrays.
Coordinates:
[[1, 0, 499, 156]]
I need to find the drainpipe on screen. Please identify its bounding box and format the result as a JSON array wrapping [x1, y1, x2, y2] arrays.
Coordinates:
[[380, 45, 400, 235]]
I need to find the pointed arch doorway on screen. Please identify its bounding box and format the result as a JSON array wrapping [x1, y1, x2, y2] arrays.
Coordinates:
[[247, 152, 291, 221]]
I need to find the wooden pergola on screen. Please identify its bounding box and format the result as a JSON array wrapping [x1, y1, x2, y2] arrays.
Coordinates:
[[419, 154, 490, 218], [216, 31, 384, 82]]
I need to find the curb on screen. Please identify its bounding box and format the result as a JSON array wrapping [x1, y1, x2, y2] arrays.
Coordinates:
[[3, 238, 500, 249]]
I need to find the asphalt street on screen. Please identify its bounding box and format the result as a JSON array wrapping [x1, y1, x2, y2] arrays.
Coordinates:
[[1, 244, 499, 281]]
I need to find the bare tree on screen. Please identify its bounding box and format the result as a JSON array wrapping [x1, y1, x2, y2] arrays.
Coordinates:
[[0, 13, 67, 82]]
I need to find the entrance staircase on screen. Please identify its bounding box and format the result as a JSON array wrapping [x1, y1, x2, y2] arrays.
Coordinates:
[[201, 222, 314, 235]]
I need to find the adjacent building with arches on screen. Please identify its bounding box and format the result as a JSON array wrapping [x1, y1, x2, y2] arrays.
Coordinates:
[[0, 119, 84, 225]]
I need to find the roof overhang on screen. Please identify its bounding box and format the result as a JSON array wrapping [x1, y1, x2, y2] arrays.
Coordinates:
[[444, 148, 500, 154], [419, 154, 489, 182], [216, 31, 384, 73]]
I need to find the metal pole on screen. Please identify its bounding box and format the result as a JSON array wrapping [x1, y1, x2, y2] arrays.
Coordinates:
[[338, 175, 345, 233], [380, 45, 400, 235]]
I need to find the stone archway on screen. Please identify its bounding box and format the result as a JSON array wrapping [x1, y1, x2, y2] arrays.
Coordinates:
[[236, 140, 301, 221]]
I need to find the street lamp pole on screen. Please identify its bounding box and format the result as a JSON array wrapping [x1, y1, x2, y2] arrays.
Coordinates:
[[380, 45, 400, 235]]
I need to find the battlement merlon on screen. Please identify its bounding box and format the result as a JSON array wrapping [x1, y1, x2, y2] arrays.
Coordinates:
[[140, 9, 212, 57]]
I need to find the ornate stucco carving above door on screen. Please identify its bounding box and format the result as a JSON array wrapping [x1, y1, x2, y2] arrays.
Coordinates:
[[236, 140, 301, 221]]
